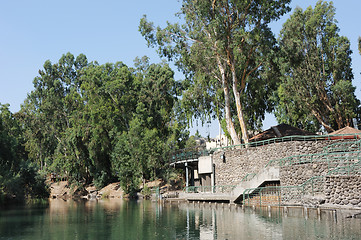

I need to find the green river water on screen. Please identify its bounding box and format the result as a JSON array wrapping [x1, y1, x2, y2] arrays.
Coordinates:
[[1, 199, 361, 240]]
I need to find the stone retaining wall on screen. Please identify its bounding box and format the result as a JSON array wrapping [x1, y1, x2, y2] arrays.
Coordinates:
[[280, 162, 329, 186], [212, 140, 332, 186], [209, 138, 360, 207], [325, 175, 361, 207], [278, 150, 360, 206]]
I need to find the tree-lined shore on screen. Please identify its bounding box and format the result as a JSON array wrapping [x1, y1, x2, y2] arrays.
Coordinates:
[[1, 0, 360, 204]]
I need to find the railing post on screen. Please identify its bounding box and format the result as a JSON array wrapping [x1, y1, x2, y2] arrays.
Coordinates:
[[278, 187, 281, 206], [243, 191, 246, 206], [156, 187, 160, 200], [302, 185, 305, 197], [248, 190, 250, 206], [260, 188, 262, 207], [185, 162, 189, 188]]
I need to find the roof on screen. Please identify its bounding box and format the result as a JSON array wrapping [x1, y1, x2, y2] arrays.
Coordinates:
[[330, 126, 361, 135], [249, 123, 315, 142]]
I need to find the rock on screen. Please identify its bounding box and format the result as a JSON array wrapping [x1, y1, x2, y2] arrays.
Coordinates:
[[98, 182, 123, 198], [324, 189, 332, 194]]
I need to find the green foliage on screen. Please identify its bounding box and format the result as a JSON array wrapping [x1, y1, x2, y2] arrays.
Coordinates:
[[184, 135, 197, 149], [111, 60, 180, 194], [19, 53, 186, 195], [139, 0, 291, 144], [0, 103, 48, 203], [276, 1, 360, 132], [358, 37, 361, 55], [141, 185, 152, 199], [19, 162, 49, 199]]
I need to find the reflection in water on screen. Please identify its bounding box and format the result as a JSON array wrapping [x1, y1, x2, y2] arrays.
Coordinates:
[[0, 199, 360, 239]]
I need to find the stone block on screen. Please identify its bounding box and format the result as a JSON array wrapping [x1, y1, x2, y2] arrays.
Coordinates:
[[324, 188, 332, 194], [350, 199, 360, 205]]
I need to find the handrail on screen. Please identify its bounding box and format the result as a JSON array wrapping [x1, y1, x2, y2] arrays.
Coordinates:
[[182, 145, 361, 197], [323, 139, 361, 153], [183, 185, 236, 193], [211, 133, 361, 152], [239, 173, 257, 182], [170, 133, 361, 164], [240, 137, 361, 192], [265, 150, 361, 168], [169, 147, 212, 164], [242, 160, 361, 206], [327, 160, 361, 175]]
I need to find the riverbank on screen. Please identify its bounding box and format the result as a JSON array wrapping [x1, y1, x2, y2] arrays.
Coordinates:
[[49, 181, 124, 200], [49, 180, 361, 213], [48, 179, 176, 200]]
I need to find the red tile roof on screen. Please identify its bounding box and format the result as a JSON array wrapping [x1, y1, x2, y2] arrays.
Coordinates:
[[330, 126, 361, 135], [250, 123, 314, 142]]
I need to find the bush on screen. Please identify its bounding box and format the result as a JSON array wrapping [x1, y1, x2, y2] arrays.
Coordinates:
[[141, 185, 152, 199]]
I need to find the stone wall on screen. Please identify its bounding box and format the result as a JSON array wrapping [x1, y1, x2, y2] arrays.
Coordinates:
[[324, 175, 361, 207], [212, 140, 332, 186], [276, 162, 328, 206], [278, 148, 360, 206], [280, 162, 329, 186]]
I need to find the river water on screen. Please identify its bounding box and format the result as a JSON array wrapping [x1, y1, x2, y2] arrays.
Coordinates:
[[1, 199, 361, 240]]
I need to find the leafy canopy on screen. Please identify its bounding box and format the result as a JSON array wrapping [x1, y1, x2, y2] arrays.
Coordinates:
[[276, 0, 360, 132], [140, 0, 291, 143], [20, 53, 186, 194]]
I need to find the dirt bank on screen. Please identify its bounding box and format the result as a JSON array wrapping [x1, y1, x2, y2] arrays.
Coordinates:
[[49, 181, 124, 199]]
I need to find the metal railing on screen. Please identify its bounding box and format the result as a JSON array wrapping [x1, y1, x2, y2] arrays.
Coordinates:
[[212, 133, 361, 151], [169, 133, 361, 164], [177, 134, 361, 204], [327, 160, 361, 176], [265, 151, 361, 170], [243, 161, 361, 207], [169, 147, 211, 164], [240, 173, 257, 182], [183, 185, 236, 194], [242, 177, 324, 207], [239, 138, 361, 200], [323, 139, 361, 153]]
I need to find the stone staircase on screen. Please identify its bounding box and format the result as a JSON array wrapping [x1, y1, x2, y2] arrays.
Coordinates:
[[231, 166, 280, 203]]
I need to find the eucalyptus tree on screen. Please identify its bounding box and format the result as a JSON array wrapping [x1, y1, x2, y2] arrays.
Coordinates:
[[0, 103, 48, 201], [140, 0, 291, 144], [19, 53, 88, 171], [276, 1, 360, 132], [20, 52, 185, 192], [0, 104, 20, 174], [77, 61, 138, 187], [111, 59, 180, 193]]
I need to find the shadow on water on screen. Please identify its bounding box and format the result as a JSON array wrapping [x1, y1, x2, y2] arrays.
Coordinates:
[[1, 199, 361, 239]]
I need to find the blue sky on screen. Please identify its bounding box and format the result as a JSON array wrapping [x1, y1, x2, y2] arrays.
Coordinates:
[[1, 0, 360, 137]]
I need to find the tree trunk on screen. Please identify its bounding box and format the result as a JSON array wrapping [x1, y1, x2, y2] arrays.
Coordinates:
[[310, 108, 335, 133], [224, 83, 241, 145], [217, 57, 241, 145], [230, 63, 249, 144], [233, 89, 249, 144]]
